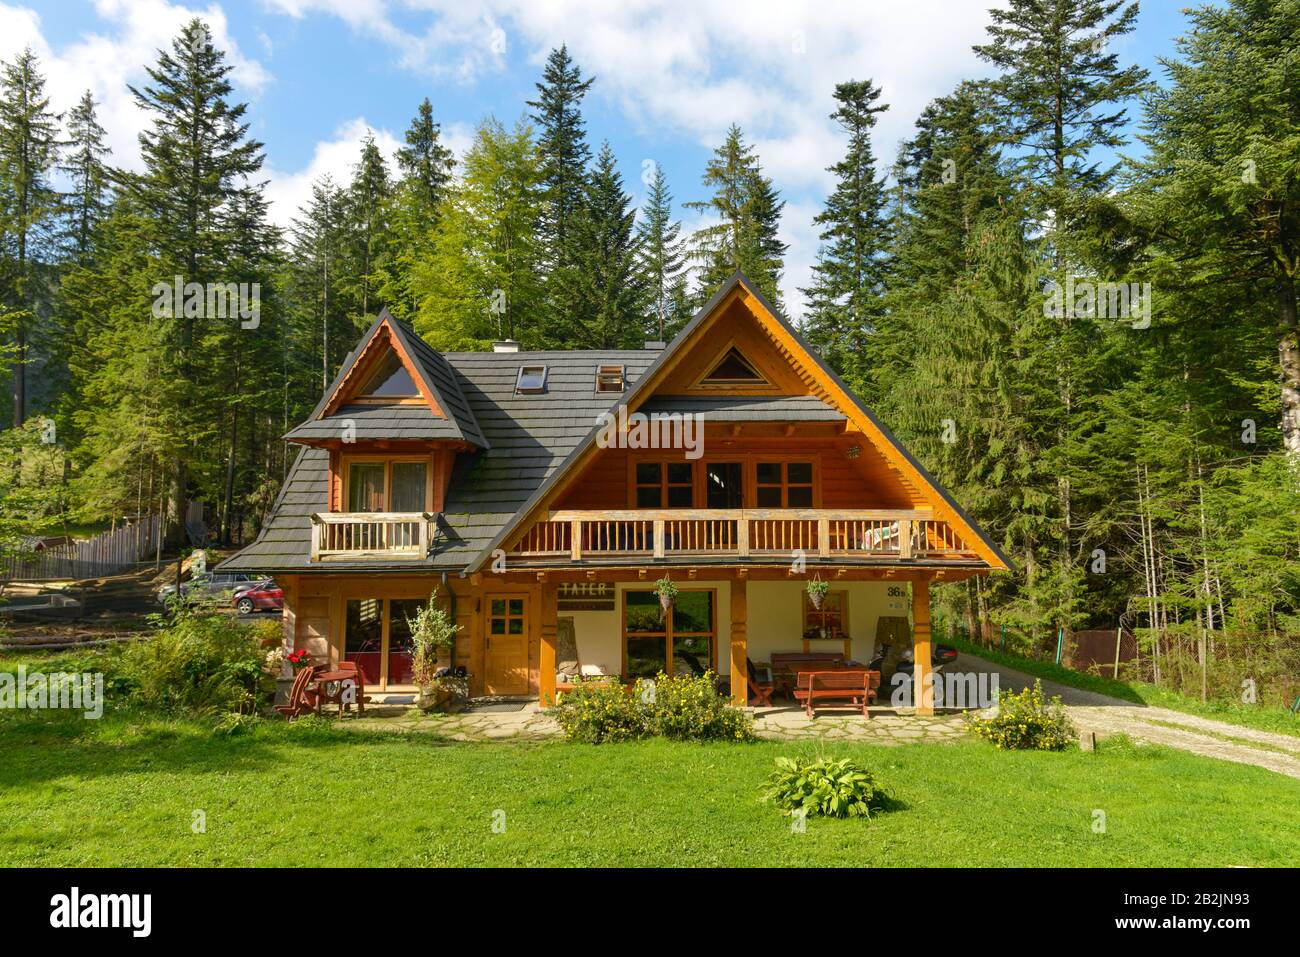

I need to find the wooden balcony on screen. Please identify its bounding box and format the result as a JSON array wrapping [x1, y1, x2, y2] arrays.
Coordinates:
[[310, 512, 436, 562], [509, 509, 977, 564]]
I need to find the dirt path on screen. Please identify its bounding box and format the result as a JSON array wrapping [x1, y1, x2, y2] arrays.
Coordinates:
[[956, 652, 1300, 779]]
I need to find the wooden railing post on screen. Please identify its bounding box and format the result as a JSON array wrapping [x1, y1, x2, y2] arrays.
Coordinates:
[[817, 517, 830, 558], [570, 519, 582, 561], [736, 518, 749, 557], [653, 519, 665, 558], [898, 519, 913, 559]]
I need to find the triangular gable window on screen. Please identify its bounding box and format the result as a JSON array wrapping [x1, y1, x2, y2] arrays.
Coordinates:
[[701, 347, 767, 385], [359, 352, 419, 398]]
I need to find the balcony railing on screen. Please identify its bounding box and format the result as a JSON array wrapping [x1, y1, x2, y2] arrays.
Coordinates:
[[509, 509, 976, 563], [310, 512, 436, 561]]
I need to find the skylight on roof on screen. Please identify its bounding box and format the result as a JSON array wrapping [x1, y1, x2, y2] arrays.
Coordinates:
[[595, 364, 625, 394], [515, 364, 548, 394]]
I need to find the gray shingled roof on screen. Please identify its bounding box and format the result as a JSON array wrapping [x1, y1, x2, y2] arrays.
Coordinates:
[[222, 347, 659, 573], [291, 310, 488, 449], [283, 404, 463, 443], [639, 394, 845, 421]]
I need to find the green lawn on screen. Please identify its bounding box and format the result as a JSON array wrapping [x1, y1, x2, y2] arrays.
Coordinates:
[[1, 709, 1296, 867], [949, 636, 1300, 738]]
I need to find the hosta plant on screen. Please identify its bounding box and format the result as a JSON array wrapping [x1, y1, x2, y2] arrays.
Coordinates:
[[764, 755, 888, 819]]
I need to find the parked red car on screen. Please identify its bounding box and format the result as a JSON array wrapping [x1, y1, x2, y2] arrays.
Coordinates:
[[232, 579, 283, 615]]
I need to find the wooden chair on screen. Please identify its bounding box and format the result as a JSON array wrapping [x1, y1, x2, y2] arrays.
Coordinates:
[[793, 670, 881, 718], [334, 661, 370, 715], [274, 665, 321, 719], [746, 658, 775, 706]]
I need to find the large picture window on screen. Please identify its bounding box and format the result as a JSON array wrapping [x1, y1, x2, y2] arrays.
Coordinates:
[[345, 596, 430, 688], [623, 589, 715, 679]]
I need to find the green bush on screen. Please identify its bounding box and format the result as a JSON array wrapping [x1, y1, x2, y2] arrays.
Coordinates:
[[550, 678, 647, 743], [764, 756, 888, 819], [120, 614, 279, 716], [965, 679, 1077, 750], [551, 671, 754, 743], [641, 672, 755, 742]]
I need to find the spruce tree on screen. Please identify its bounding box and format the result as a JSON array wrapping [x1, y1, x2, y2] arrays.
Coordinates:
[[59, 90, 112, 262], [553, 142, 645, 348], [342, 133, 392, 328], [379, 99, 456, 320], [528, 45, 595, 339], [125, 17, 265, 537], [0, 47, 61, 427], [800, 79, 891, 386], [686, 124, 787, 306], [635, 163, 689, 340]]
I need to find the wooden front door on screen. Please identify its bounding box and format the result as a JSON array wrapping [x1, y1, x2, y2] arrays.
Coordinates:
[[484, 595, 530, 695]]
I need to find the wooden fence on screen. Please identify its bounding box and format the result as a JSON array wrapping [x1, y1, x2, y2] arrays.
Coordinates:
[[3, 515, 164, 581]]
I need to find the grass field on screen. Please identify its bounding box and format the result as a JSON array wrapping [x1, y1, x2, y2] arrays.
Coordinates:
[[2, 709, 1297, 868]]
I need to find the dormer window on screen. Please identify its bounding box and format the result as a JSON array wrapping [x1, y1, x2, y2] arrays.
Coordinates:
[[595, 364, 625, 394], [359, 353, 419, 398], [515, 364, 548, 394], [701, 346, 767, 386]]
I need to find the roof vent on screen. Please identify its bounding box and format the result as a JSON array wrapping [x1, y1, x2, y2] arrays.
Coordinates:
[[493, 339, 520, 353], [645, 340, 666, 350]]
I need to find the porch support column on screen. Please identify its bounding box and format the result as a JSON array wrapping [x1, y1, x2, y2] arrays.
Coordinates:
[[730, 576, 748, 707], [539, 580, 558, 708], [912, 577, 934, 716]]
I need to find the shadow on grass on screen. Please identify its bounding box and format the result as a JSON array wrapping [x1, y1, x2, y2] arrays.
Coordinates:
[[0, 706, 521, 791]]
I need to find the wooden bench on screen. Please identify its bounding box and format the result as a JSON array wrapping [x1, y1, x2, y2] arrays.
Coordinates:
[[770, 651, 847, 697], [793, 670, 881, 718]]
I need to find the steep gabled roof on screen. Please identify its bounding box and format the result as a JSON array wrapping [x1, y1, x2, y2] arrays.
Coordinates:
[[221, 347, 660, 573], [298, 309, 488, 449], [467, 272, 1012, 573]]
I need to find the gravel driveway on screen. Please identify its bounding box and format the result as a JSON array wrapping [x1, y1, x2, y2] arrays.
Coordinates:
[[955, 652, 1300, 779]]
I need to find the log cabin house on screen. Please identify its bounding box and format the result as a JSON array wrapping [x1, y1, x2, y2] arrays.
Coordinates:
[[222, 273, 1010, 713]]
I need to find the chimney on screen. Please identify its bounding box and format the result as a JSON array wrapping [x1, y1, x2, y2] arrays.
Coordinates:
[[493, 339, 520, 353], [644, 340, 666, 350]]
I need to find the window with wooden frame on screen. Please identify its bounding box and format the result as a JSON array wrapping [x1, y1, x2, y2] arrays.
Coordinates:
[[623, 589, 715, 679], [802, 590, 848, 640], [344, 596, 429, 689], [344, 456, 430, 513], [633, 461, 694, 508], [699, 345, 767, 387], [756, 461, 815, 508], [595, 364, 625, 393]]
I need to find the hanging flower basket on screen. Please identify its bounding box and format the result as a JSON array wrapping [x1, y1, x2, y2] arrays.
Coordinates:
[[654, 575, 679, 612], [806, 576, 830, 610]]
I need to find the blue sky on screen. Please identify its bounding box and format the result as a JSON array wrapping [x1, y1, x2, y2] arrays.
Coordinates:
[[6, 0, 1198, 315]]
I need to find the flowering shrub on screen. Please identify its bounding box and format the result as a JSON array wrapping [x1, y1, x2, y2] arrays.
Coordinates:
[[764, 756, 887, 819], [551, 671, 754, 743], [550, 678, 647, 743], [965, 679, 1076, 750], [641, 672, 754, 741]]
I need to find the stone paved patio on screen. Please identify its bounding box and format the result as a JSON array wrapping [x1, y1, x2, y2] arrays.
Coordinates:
[[337, 698, 970, 744]]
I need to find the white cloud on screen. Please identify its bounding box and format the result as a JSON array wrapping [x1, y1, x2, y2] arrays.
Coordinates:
[[0, 0, 271, 174]]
